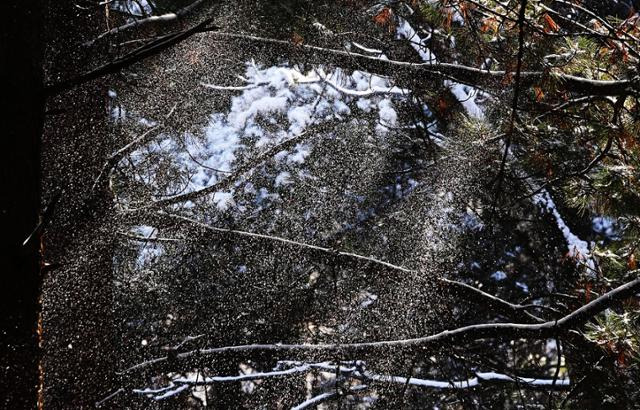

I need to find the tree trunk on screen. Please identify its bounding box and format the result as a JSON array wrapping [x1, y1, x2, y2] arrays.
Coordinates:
[[0, 1, 44, 408]]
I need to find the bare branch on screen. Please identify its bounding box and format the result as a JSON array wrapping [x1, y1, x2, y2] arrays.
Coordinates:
[[85, 0, 207, 46], [44, 18, 217, 96], [156, 213, 550, 319], [120, 216, 640, 373], [91, 103, 176, 193]]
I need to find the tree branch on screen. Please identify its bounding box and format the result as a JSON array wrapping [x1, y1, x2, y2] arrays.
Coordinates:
[[491, 0, 528, 209], [152, 212, 551, 323], [155, 360, 570, 390], [91, 103, 177, 193], [205, 32, 638, 97], [120, 214, 640, 374], [44, 18, 217, 96], [85, 0, 207, 46]]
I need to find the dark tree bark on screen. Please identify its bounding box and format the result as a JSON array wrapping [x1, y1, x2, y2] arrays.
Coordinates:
[[0, 1, 44, 408]]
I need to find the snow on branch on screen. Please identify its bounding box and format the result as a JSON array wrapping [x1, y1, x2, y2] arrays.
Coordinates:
[[201, 68, 408, 98], [351, 42, 383, 54], [291, 385, 367, 410], [167, 363, 315, 385], [533, 190, 596, 273], [149, 384, 189, 401], [200, 82, 267, 91], [396, 17, 485, 119], [365, 370, 569, 390], [291, 392, 338, 410], [85, 0, 207, 46], [316, 69, 410, 97], [290, 361, 570, 390], [206, 32, 638, 97], [132, 359, 568, 403]]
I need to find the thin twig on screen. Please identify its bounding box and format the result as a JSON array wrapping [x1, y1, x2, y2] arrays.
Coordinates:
[[85, 0, 208, 46], [45, 18, 218, 96]]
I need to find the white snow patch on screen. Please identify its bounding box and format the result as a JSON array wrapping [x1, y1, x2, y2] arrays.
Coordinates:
[[592, 216, 617, 239], [516, 281, 529, 293], [357, 98, 373, 112], [446, 81, 484, 120], [396, 19, 436, 63], [213, 192, 235, 211], [491, 271, 507, 281], [397, 18, 485, 119], [287, 143, 312, 164], [534, 190, 595, 273], [126, 59, 420, 211], [359, 291, 378, 308], [274, 171, 293, 187]]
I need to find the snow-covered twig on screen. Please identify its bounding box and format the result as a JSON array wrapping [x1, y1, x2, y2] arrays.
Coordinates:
[[151, 384, 189, 401], [291, 392, 336, 410], [200, 81, 269, 91], [85, 0, 207, 46], [316, 70, 410, 97], [173, 334, 205, 350], [133, 359, 568, 404], [361, 370, 569, 389], [283, 361, 569, 390], [351, 42, 383, 54], [95, 388, 125, 407], [119, 232, 186, 243], [133, 383, 177, 395], [169, 363, 315, 384], [291, 385, 367, 410], [533, 190, 596, 273]]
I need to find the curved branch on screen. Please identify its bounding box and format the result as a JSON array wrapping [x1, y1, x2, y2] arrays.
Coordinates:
[[120, 215, 640, 374]]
